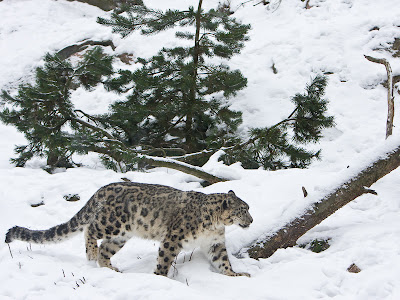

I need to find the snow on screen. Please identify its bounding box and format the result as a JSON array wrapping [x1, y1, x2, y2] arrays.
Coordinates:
[[1, 0, 400, 299]]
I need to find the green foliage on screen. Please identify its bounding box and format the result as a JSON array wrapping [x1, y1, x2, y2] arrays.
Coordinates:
[[300, 238, 331, 253], [99, 0, 250, 156], [0, 1, 335, 174], [291, 76, 334, 143], [225, 76, 334, 170], [98, 1, 186, 38], [104, 52, 246, 153], [0, 47, 114, 167]]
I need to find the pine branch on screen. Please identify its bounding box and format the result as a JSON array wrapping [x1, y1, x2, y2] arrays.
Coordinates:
[[71, 117, 122, 145], [74, 110, 106, 127], [97, 7, 189, 37]]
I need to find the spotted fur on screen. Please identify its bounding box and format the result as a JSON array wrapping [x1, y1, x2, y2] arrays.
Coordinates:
[[5, 182, 253, 277]]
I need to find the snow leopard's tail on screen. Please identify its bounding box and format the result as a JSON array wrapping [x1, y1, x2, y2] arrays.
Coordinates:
[[5, 197, 97, 244]]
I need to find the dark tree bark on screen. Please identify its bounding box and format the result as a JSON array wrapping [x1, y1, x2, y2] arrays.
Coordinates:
[[66, 0, 129, 11], [185, 0, 203, 152], [247, 143, 400, 259]]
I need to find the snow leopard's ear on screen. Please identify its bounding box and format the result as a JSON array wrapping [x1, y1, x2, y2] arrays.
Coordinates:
[[228, 190, 236, 196]]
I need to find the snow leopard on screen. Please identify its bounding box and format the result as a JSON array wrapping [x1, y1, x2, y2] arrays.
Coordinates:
[[5, 182, 253, 277]]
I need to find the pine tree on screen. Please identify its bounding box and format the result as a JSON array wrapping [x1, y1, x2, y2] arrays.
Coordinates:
[[0, 1, 334, 178], [0, 47, 114, 168], [98, 0, 250, 159]]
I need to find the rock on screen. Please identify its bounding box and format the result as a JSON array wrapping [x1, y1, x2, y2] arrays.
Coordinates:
[[347, 263, 361, 273], [67, 0, 133, 11]]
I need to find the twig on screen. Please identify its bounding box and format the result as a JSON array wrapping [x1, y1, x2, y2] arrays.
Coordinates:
[[171, 255, 180, 277], [171, 261, 178, 277], [302, 186, 308, 198], [234, 0, 269, 12], [254, 0, 269, 6], [363, 187, 378, 195], [8, 244, 14, 259], [189, 249, 195, 261]]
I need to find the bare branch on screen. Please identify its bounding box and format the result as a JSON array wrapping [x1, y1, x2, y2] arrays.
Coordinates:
[[71, 117, 123, 146], [365, 55, 394, 139]]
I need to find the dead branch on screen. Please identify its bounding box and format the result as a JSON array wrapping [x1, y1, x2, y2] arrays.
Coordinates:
[[365, 55, 394, 139]]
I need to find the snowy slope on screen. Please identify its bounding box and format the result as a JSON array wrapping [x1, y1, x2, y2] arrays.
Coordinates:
[[1, 0, 400, 299]]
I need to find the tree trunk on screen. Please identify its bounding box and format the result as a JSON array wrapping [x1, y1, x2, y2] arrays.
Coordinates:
[[247, 143, 400, 259], [185, 0, 203, 152]]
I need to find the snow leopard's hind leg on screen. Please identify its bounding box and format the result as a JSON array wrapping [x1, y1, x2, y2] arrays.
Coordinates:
[[97, 237, 127, 272], [84, 224, 98, 261]]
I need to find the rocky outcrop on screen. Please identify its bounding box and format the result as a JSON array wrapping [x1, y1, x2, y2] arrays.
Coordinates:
[[67, 0, 133, 11]]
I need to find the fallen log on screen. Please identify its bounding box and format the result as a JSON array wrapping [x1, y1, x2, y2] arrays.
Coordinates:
[[247, 142, 400, 259], [140, 155, 228, 184]]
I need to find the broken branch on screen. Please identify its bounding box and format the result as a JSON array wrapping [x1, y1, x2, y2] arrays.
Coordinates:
[[365, 55, 394, 139]]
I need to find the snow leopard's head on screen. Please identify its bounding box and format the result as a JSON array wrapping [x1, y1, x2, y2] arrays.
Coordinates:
[[221, 190, 253, 228]]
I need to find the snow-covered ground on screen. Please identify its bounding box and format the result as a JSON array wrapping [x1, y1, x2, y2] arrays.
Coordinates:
[[1, 0, 400, 299]]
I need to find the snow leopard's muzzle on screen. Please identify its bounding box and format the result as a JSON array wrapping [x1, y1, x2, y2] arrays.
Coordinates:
[[238, 210, 253, 228]]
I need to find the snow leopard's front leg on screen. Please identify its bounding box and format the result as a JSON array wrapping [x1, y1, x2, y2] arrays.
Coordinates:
[[204, 229, 250, 277], [154, 235, 183, 276]]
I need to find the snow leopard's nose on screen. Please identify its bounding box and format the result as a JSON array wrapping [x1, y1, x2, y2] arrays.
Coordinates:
[[247, 212, 253, 224]]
